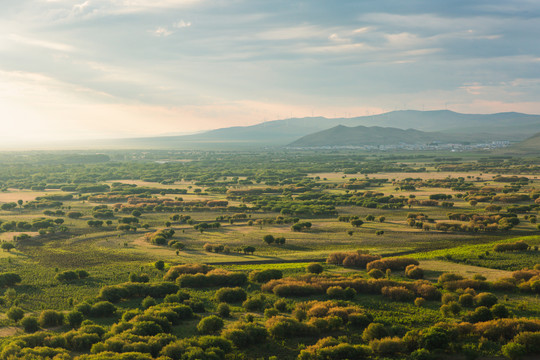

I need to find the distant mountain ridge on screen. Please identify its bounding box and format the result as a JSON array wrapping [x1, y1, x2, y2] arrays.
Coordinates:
[[288, 125, 460, 147], [104, 110, 540, 149]]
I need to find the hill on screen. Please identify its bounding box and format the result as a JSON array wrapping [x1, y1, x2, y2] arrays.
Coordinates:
[[511, 132, 540, 152], [288, 125, 458, 147]]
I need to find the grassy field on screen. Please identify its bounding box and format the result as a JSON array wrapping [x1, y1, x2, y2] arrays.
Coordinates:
[[0, 151, 538, 359]]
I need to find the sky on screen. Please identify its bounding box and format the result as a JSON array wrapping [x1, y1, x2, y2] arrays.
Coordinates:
[[1, 0, 540, 144]]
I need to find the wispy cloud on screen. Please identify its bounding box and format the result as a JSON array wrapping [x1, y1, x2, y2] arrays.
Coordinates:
[[151, 27, 173, 37], [174, 19, 192, 28], [8, 34, 74, 52]]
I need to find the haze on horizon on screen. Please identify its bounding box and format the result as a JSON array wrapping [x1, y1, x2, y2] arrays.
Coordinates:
[[1, 0, 540, 146]]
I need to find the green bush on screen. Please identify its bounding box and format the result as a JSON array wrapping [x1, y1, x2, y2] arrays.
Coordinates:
[[66, 310, 84, 328], [0, 272, 22, 287], [368, 269, 384, 279], [215, 287, 247, 303], [265, 316, 318, 339], [306, 263, 324, 274], [362, 323, 388, 342], [421, 327, 450, 351], [491, 304, 510, 319], [243, 296, 266, 312], [197, 315, 224, 334], [223, 322, 268, 348], [465, 306, 493, 323], [326, 286, 346, 299], [474, 293, 498, 307], [20, 316, 39, 333], [88, 301, 115, 318], [459, 293, 474, 307], [217, 303, 230, 318], [249, 269, 283, 283], [6, 306, 24, 322], [370, 336, 405, 356], [501, 342, 527, 360], [38, 310, 64, 328]]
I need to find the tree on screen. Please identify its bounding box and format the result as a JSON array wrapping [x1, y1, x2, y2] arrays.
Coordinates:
[[306, 263, 323, 274], [351, 219, 364, 227], [1, 242, 15, 252], [263, 235, 275, 245], [21, 316, 39, 333], [66, 310, 84, 328], [7, 306, 24, 322], [197, 315, 224, 334]]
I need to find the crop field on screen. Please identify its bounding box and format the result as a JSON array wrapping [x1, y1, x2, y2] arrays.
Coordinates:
[[0, 150, 538, 360]]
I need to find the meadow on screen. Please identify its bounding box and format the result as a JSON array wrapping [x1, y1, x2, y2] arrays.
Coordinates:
[[0, 150, 538, 359]]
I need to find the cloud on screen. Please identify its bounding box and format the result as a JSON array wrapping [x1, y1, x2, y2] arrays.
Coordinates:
[[151, 27, 173, 37], [174, 19, 192, 28], [7, 34, 75, 52]]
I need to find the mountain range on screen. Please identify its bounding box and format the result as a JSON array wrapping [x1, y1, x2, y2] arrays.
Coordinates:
[[288, 125, 461, 148], [72, 110, 540, 150]]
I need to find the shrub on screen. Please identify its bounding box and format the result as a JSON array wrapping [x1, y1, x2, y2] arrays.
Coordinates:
[[243, 296, 266, 312], [348, 313, 373, 328], [0, 272, 22, 287], [142, 296, 157, 309], [21, 316, 39, 333], [438, 273, 464, 284], [7, 306, 24, 322], [55, 270, 79, 282], [370, 336, 405, 356], [326, 251, 380, 267], [274, 299, 288, 312], [421, 326, 450, 351], [405, 265, 424, 279], [197, 315, 224, 334], [381, 286, 414, 301], [501, 342, 527, 360], [265, 316, 318, 339], [512, 331, 540, 354], [326, 286, 346, 299], [90, 301, 116, 317], [163, 263, 212, 281], [459, 293, 474, 307], [177, 269, 247, 288], [222, 322, 268, 348], [409, 348, 434, 360], [362, 323, 388, 342], [129, 273, 150, 283], [164, 294, 180, 303], [217, 303, 230, 318], [99, 282, 179, 302], [494, 241, 529, 252], [491, 304, 510, 319], [66, 311, 84, 328], [413, 282, 441, 300], [415, 297, 426, 307], [367, 258, 419, 271], [465, 306, 493, 323], [154, 260, 165, 270], [306, 263, 324, 274], [368, 269, 384, 279], [215, 287, 247, 303], [474, 292, 498, 307], [38, 310, 64, 328], [441, 293, 456, 305], [249, 269, 283, 283], [264, 308, 279, 319]]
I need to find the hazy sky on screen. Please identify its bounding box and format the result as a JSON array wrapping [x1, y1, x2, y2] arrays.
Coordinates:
[[1, 0, 540, 143]]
